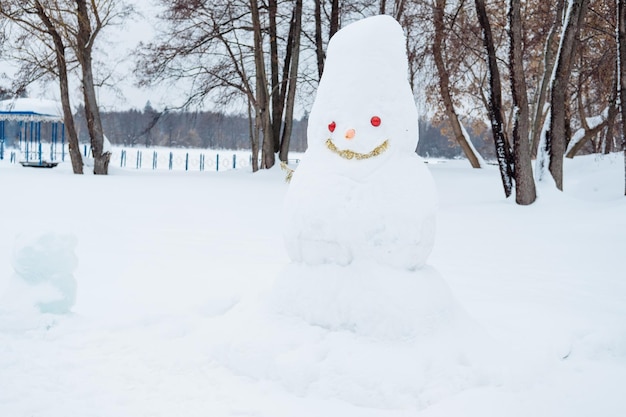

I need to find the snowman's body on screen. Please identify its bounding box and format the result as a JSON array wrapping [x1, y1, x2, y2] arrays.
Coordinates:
[[284, 15, 437, 271], [269, 18, 494, 401]]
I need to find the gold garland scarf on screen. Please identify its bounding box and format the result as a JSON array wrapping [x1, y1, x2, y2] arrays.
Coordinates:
[[325, 138, 389, 160], [280, 161, 295, 183], [281, 139, 389, 183]]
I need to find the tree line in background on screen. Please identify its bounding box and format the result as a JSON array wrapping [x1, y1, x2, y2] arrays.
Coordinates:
[[87, 106, 494, 160], [0, 99, 492, 160], [1, 1, 625, 200]]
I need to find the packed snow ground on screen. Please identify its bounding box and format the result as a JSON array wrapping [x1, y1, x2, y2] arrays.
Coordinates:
[[0, 153, 625, 416]]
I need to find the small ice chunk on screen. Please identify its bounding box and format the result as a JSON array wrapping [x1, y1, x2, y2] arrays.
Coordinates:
[[10, 232, 78, 314]]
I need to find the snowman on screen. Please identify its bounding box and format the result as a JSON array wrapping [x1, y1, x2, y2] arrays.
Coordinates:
[[234, 18, 497, 401], [284, 15, 437, 271]]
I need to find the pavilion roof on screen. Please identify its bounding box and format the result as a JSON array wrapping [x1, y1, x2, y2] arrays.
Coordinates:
[[0, 98, 64, 122]]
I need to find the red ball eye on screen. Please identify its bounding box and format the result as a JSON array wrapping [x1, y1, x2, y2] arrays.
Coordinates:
[[371, 116, 381, 127], [328, 121, 336, 132]]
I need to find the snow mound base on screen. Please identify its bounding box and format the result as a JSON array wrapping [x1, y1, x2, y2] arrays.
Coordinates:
[[271, 262, 466, 341], [210, 261, 501, 410], [211, 261, 501, 409], [3, 232, 78, 314]]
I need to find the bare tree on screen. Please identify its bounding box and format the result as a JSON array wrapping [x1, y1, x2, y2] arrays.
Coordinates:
[[313, 0, 325, 79], [73, 0, 107, 174], [619, 0, 626, 195], [1, 0, 131, 175], [431, 0, 483, 169], [529, 0, 565, 158], [312, 0, 341, 78], [542, 0, 590, 190], [137, 0, 302, 171], [0, 0, 84, 174], [250, 0, 272, 168], [475, 0, 514, 197], [269, 0, 281, 154], [430, 0, 615, 196], [564, 0, 619, 157], [508, 0, 536, 204], [330, 0, 340, 36], [256, 0, 303, 167], [279, 0, 303, 162]]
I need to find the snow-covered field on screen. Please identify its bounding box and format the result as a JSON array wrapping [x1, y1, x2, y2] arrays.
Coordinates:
[[0, 153, 625, 417]]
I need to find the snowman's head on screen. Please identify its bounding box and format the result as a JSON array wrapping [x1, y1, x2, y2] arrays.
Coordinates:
[[307, 15, 418, 169]]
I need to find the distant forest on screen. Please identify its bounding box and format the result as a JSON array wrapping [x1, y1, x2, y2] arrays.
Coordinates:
[[84, 104, 496, 160], [1, 102, 495, 160]]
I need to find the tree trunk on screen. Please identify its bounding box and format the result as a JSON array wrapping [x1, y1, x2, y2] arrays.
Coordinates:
[[508, 0, 536, 205], [546, 0, 589, 190], [530, 0, 565, 159], [619, 0, 626, 195], [568, 69, 617, 157], [394, 0, 406, 20], [75, 0, 109, 175], [250, 0, 274, 169], [565, 119, 609, 158], [314, 0, 325, 79], [247, 99, 259, 172], [34, 0, 83, 174], [279, 0, 302, 162], [603, 102, 615, 154], [57, 47, 85, 174], [278, 7, 295, 130], [330, 0, 340, 37], [268, 0, 282, 153], [432, 0, 482, 169], [475, 0, 514, 197]]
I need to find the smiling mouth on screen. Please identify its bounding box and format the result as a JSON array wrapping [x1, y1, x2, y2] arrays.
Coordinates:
[[325, 138, 389, 160]]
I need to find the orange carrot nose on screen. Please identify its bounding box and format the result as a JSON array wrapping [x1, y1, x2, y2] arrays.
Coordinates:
[[345, 128, 356, 140]]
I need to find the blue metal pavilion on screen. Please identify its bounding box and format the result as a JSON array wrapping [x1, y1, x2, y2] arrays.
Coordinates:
[[0, 98, 66, 167]]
